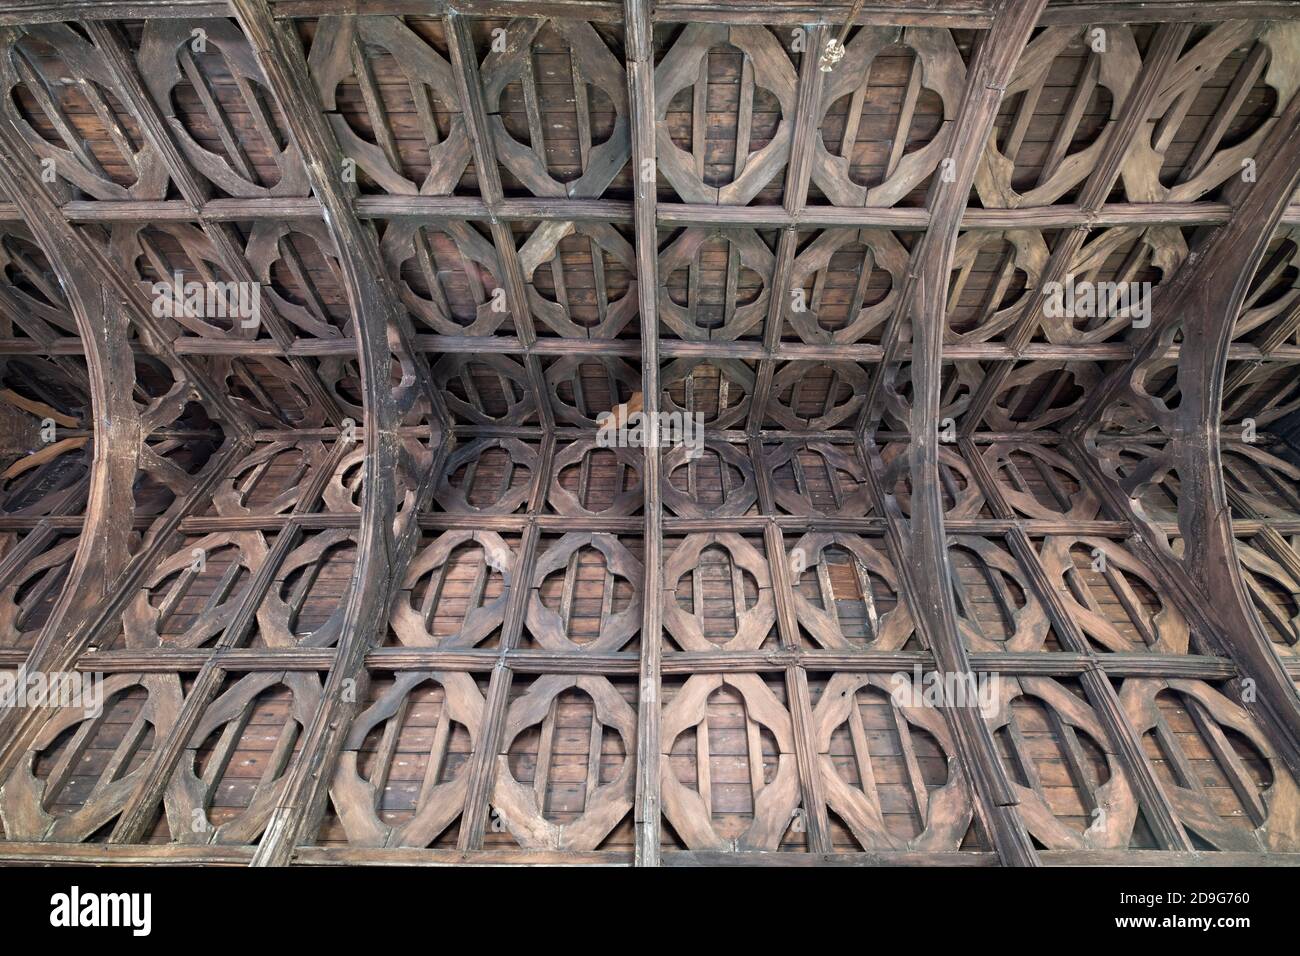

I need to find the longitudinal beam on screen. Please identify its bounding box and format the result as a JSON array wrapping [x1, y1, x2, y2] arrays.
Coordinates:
[[5, 196, 1300, 230], [896, 0, 1048, 867], [625, 0, 663, 868]]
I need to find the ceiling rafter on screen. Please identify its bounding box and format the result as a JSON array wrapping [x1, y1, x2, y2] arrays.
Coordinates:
[[228, 0, 445, 866], [891, 0, 1049, 867]]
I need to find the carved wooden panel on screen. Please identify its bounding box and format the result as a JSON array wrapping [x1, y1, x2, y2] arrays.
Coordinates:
[[659, 228, 771, 341], [766, 440, 872, 517], [492, 675, 635, 851], [1, 24, 167, 200], [988, 677, 1139, 849], [656, 24, 797, 206], [328, 672, 483, 848], [1038, 535, 1192, 654], [138, 19, 310, 198], [663, 533, 777, 653], [166, 672, 320, 845], [435, 437, 537, 515], [661, 674, 802, 851], [949, 534, 1054, 653], [0, 676, 177, 842], [1122, 678, 1300, 852], [813, 673, 973, 850], [661, 440, 757, 518], [390, 531, 516, 650], [661, 359, 753, 430], [523, 533, 642, 653], [812, 28, 966, 207], [308, 16, 473, 196], [977, 26, 1137, 209], [787, 533, 915, 651], [550, 440, 642, 517]]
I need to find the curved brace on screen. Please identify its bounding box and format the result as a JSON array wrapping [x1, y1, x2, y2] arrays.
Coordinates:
[[0, 124, 140, 778], [1068, 85, 1300, 777], [232, 0, 438, 866], [1174, 92, 1300, 773], [901, 0, 1046, 866]]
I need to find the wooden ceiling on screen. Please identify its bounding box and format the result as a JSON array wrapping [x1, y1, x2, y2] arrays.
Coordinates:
[[0, 0, 1297, 866]]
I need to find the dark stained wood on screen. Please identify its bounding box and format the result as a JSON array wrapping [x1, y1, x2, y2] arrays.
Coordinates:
[[896, 0, 1048, 867], [0, 0, 1298, 868]]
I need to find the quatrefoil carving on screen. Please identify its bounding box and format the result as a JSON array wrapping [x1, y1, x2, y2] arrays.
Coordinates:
[[0, 675, 182, 843], [786, 229, 909, 345], [811, 27, 965, 207], [121, 532, 266, 649], [656, 24, 797, 205], [1039, 535, 1190, 654], [168, 672, 321, 845], [987, 678, 1137, 850], [330, 672, 484, 848], [660, 674, 800, 851], [521, 222, 638, 339], [1122, 22, 1300, 204], [660, 359, 754, 430], [663, 533, 775, 652], [525, 533, 642, 653], [435, 437, 537, 515], [1121, 679, 1300, 852], [382, 221, 505, 336], [813, 673, 972, 850], [138, 19, 310, 198], [493, 675, 636, 850], [767, 362, 868, 431], [434, 354, 535, 427], [661, 440, 757, 518], [1038, 227, 1187, 346], [975, 26, 1139, 209], [548, 439, 643, 517], [481, 18, 630, 199], [945, 230, 1047, 344], [787, 533, 913, 650], [766, 441, 872, 517], [658, 229, 772, 341], [309, 16, 472, 196], [0, 24, 168, 200]]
